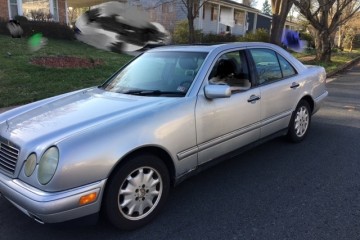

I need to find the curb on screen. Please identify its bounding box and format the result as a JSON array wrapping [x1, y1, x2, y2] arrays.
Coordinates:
[[0, 106, 17, 114], [327, 56, 360, 78]]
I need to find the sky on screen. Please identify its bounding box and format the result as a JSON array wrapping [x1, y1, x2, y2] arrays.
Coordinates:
[[232, 0, 266, 11], [254, 0, 265, 11]]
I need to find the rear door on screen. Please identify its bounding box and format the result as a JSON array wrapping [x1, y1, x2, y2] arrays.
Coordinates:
[[247, 48, 303, 138]]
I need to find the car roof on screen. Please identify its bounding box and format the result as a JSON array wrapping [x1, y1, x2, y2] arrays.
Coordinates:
[[147, 42, 307, 73], [147, 42, 278, 53]]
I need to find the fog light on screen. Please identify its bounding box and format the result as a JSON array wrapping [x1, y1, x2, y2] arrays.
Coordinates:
[[79, 192, 97, 206]]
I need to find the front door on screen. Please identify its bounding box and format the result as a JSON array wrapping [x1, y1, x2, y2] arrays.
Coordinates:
[[195, 50, 261, 165]]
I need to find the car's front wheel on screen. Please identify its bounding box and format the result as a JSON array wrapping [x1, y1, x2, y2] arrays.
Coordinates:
[[103, 153, 170, 230], [287, 100, 311, 142]]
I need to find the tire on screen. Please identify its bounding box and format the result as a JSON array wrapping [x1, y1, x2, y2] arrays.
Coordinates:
[[287, 100, 311, 143], [103, 153, 170, 230]]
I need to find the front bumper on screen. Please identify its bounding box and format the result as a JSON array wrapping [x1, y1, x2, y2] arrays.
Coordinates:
[[0, 172, 107, 224]]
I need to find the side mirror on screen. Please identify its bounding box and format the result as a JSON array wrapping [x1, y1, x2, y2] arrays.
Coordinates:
[[204, 85, 231, 99]]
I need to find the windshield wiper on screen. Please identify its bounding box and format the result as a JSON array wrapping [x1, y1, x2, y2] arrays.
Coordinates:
[[123, 90, 186, 96]]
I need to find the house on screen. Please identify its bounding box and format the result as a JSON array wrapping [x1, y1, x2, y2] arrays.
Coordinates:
[[131, 0, 266, 35], [0, 0, 67, 23], [0, 0, 111, 23], [131, 0, 299, 36], [0, 0, 299, 36]]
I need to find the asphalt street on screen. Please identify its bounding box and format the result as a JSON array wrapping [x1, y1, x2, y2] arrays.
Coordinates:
[[1, 61, 360, 240]]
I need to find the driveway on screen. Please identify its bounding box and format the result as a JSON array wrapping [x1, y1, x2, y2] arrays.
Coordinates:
[[1, 61, 360, 239]]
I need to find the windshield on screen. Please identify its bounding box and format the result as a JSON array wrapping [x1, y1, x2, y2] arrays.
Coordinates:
[[102, 51, 208, 96]]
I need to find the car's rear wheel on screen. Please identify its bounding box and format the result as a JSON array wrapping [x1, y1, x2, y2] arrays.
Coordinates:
[[287, 100, 311, 142], [104, 153, 170, 230]]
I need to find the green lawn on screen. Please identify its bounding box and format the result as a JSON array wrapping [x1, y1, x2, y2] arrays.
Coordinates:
[[1, 34, 359, 108], [0, 35, 133, 108], [293, 49, 360, 73]]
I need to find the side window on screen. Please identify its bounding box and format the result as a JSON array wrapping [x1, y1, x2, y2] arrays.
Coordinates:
[[249, 49, 282, 84], [208, 50, 251, 91], [277, 54, 297, 78]]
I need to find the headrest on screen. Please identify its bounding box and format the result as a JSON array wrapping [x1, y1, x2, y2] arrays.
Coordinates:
[[179, 57, 198, 70], [217, 59, 236, 78]]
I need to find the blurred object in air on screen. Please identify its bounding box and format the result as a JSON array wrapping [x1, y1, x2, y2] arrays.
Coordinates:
[[282, 30, 305, 53], [74, 1, 171, 54], [28, 33, 48, 52], [7, 20, 23, 38]]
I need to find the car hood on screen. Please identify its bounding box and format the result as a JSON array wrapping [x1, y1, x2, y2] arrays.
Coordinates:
[[0, 87, 175, 146]]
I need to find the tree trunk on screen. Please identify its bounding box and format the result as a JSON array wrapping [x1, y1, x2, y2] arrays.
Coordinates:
[[270, 15, 281, 45], [338, 26, 344, 50], [188, 17, 195, 43], [270, 14, 287, 46], [315, 31, 332, 63], [269, 0, 293, 46]]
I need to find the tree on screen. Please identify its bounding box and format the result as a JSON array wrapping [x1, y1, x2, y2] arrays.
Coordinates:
[[269, 0, 294, 46], [262, 0, 272, 15], [341, 12, 360, 51], [293, 0, 360, 62], [180, 0, 201, 43], [179, 0, 216, 43]]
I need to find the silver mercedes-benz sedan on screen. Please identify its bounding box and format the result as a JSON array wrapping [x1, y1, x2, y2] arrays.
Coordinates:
[[0, 42, 327, 230]]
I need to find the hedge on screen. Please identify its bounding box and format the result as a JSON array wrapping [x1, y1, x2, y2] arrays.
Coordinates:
[[0, 20, 74, 40]]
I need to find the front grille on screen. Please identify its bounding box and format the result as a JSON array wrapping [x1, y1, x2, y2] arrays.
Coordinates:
[[0, 139, 20, 174]]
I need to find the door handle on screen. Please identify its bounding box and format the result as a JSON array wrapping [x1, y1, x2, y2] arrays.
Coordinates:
[[247, 95, 261, 103], [290, 82, 300, 89]]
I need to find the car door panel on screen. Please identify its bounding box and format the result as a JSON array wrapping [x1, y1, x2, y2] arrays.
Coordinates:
[[248, 48, 303, 138], [259, 76, 300, 133], [195, 88, 261, 165]]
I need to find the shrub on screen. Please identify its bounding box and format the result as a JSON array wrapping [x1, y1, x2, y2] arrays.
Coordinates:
[[0, 19, 74, 40], [200, 33, 238, 43], [172, 20, 202, 44], [238, 28, 270, 42], [14, 15, 28, 23], [299, 31, 314, 48]]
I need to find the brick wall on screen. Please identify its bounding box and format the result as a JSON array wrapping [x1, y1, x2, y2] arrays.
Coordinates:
[[0, 0, 9, 21], [58, 0, 67, 24]]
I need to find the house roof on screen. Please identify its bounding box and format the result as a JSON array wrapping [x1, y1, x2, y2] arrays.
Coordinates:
[[67, 0, 261, 14], [67, 0, 125, 8], [213, 0, 261, 13]]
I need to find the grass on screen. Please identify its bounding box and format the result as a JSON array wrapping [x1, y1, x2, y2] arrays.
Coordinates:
[[293, 49, 360, 73], [0, 34, 359, 108], [0, 35, 133, 108], [300, 50, 360, 73]]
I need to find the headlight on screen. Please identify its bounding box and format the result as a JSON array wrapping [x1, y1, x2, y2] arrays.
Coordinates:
[[24, 153, 37, 177], [38, 147, 59, 185]]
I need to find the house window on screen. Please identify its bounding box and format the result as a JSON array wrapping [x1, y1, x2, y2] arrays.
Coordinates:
[[21, 0, 59, 21], [9, 0, 18, 19], [162, 2, 169, 13], [211, 5, 218, 21], [52, 0, 58, 21], [234, 10, 245, 25], [22, 0, 51, 20]]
